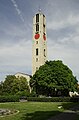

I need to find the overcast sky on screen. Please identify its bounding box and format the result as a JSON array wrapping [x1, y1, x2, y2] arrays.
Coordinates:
[[0, 0, 79, 82]]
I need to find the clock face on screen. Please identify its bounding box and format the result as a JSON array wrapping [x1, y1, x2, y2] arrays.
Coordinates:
[[43, 35, 46, 41], [34, 34, 40, 39]]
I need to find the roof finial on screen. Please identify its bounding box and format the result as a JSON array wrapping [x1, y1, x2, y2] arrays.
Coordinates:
[[38, 6, 41, 13]]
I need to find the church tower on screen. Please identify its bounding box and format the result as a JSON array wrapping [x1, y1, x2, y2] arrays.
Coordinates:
[[32, 11, 47, 76]]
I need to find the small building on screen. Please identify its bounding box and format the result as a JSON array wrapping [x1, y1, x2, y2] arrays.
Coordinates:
[[15, 72, 31, 86]]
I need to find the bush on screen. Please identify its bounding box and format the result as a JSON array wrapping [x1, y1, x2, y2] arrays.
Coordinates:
[[16, 91, 30, 97], [27, 97, 71, 102], [70, 96, 79, 102], [29, 91, 37, 97], [0, 95, 19, 102]]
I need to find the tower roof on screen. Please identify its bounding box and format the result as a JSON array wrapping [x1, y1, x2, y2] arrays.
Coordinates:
[[36, 9, 45, 17]]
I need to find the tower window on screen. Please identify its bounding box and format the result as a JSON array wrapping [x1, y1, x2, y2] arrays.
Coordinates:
[[36, 41, 38, 44], [36, 14, 39, 23], [36, 58, 38, 62], [36, 67, 38, 70], [43, 15, 45, 25], [44, 49, 46, 57], [43, 24, 45, 33], [36, 24, 39, 32], [36, 48, 38, 55]]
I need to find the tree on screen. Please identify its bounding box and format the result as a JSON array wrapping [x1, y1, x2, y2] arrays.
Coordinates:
[[0, 75, 30, 96], [0, 81, 3, 95], [30, 60, 78, 96], [2, 75, 16, 95]]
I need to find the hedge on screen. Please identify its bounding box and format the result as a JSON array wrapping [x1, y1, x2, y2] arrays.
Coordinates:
[[0, 96, 79, 102], [27, 97, 71, 102], [0, 95, 19, 102], [27, 97, 79, 102]]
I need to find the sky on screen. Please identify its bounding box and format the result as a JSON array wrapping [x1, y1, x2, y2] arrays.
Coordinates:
[[0, 0, 79, 82]]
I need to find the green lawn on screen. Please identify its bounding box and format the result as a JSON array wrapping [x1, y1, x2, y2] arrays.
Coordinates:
[[0, 102, 77, 120]]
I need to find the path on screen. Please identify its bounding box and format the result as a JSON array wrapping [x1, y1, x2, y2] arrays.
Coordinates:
[[48, 104, 79, 120]]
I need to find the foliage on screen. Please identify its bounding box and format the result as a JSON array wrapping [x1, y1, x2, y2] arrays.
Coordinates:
[[30, 60, 78, 96], [0, 75, 30, 96], [0, 95, 19, 102], [27, 97, 79, 102], [27, 97, 71, 102]]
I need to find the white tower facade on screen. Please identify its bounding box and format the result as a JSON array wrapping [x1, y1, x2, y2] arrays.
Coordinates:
[[32, 11, 47, 75]]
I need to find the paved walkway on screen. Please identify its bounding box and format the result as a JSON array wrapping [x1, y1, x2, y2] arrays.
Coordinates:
[[48, 105, 79, 120]]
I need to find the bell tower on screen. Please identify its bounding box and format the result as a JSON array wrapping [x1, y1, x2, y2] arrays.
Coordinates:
[[32, 11, 47, 76]]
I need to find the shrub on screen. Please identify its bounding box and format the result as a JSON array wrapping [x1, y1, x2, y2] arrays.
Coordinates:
[[0, 95, 19, 102], [70, 96, 79, 102], [27, 97, 71, 102]]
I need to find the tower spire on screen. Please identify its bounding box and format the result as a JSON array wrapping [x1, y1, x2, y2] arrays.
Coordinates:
[[38, 6, 41, 13]]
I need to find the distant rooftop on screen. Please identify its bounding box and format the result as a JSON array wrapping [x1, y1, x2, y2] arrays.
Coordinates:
[[15, 72, 32, 77]]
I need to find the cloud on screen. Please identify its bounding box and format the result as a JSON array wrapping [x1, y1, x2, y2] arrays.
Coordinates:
[[0, 21, 32, 48], [11, 0, 24, 23], [48, 37, 79, 80], [47, 14, 79, 30], [0, 39, 32, 65], [0, 39, 32, 80]]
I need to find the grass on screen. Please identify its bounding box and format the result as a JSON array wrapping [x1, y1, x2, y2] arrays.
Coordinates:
[[0, 102, 78, 120]]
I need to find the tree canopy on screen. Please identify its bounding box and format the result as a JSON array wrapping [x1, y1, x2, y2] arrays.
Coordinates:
[[0, 75, 30, 96], [30, 60, 78, 96]]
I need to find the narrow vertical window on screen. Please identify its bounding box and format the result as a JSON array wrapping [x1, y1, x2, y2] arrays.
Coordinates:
[[43, 15, 45, 34], [36, 14, 39, 23], [44, 49, 46, 57], [36, 67, 38, 70], [36, 58, 38, 62], [36, 24, 39, 32], [36, 48, 38, 55], [43, 24, 45, 33], [43, 15, 45, 25], [36, 41, 38, 44]]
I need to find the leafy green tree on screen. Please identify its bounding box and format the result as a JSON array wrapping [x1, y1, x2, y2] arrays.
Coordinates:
[[0, 75, 30, 96], [0, 81, 3, 95], [2, 75, 16, 95], [12, 76, 30, 96], [30, 60, 78, 96]]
